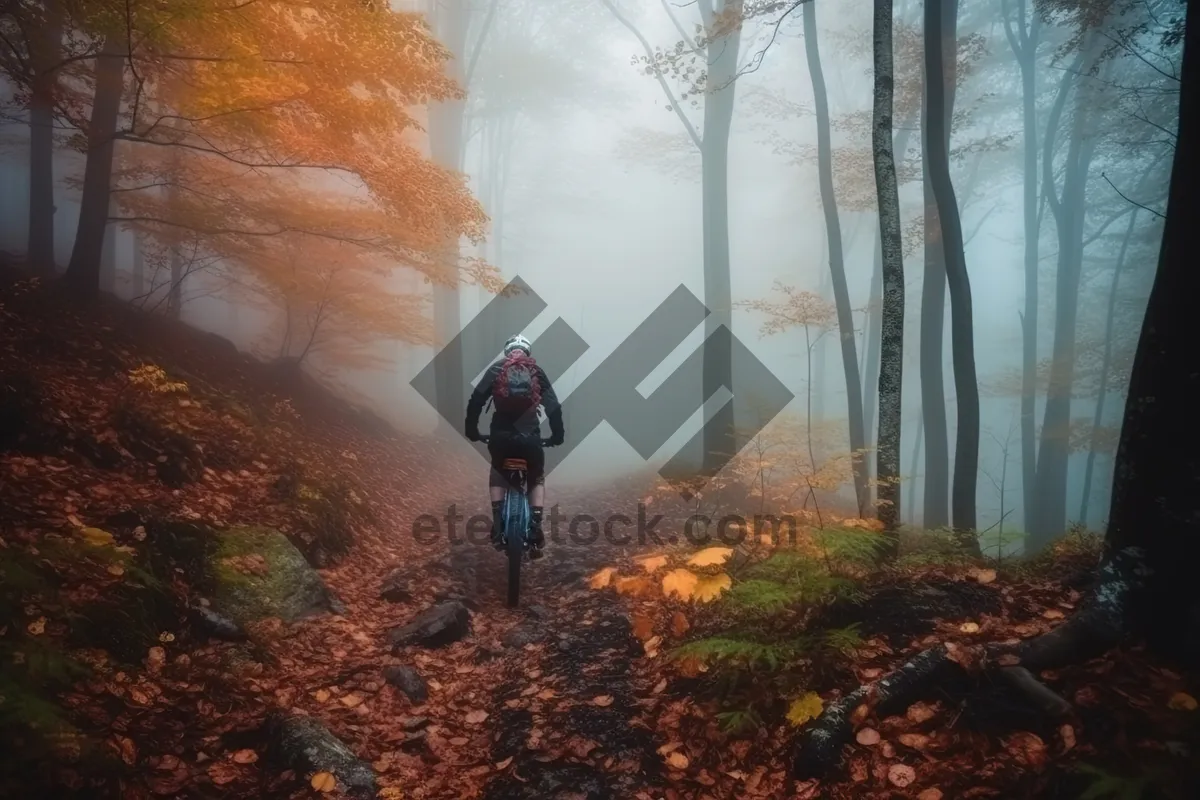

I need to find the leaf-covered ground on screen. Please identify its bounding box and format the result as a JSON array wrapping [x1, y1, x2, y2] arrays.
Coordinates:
[[2, 269, 1198, 799]]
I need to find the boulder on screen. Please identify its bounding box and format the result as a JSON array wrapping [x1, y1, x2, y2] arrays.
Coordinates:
[[383, 665, 428, 703], [265, 713, 375, 799], [379, 570, 413, 603], [209, 526, 338, 627], [387, 601, 470, 650]]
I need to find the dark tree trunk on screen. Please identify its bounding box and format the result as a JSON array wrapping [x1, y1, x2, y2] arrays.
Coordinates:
[[64, 40, 124, 296], [803, 0, 869, 515], [924, 0, 980, 542], [792, 7, 1200, 779], [1029, 37, 1104, 549], [871, 0, 905, 540], [917, 11, 957, 532], [28, 8, 63, 275], [131, 232, 145, 300]]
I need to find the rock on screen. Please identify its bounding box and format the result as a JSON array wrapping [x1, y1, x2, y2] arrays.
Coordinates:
[[383, 665, 428, 703], [434, 587, 481, 611], [211, 526, 338, 626], [379, 570, 414, 603], [326, 590, 348, 616], [400, 716, 429, 731], [526, 604, 551, 620], [502, 623, 543, 649], [265, 712, 376, 799], [387, 601, 470, 650]]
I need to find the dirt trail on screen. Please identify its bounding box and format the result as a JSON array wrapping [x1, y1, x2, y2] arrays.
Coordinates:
[[428, 489, 668, 800]]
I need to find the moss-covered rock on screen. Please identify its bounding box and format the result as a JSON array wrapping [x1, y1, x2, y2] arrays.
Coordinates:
[[210, 526, 338, 627]]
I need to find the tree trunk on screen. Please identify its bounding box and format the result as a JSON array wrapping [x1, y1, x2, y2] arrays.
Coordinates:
[[1029, 36, 1104, 550], [1004, 0, 1042, 534], [131, 232, 144, 300], [64, 40, 124, 296], [793, 14, 1200, 776], [698, 0, 742, 476], [871, 0, 905, 541], [924, 0, 979, 542], [803, 0, 869, 515], [908, 410, 923, 526], [28, 7, 63, 275], [427, 0, 470, 434]]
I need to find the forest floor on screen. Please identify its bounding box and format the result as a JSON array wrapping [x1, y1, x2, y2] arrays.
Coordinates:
[[1, 267, 1198, 800]]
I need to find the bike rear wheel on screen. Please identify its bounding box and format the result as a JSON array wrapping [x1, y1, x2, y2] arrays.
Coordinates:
[[504, 489, 529, 608]]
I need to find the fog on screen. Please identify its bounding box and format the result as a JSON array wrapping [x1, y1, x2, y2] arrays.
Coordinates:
[[0, 0, 1178, 545]]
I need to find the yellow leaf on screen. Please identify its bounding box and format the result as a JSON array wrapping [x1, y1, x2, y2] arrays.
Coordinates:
[[158, 631, 175, 643], [636, 555, 668, 574], [662, 569, 699, 600], [310, 771, 337, 792], [27, 616, 46, 636], [959, 622, 980, 634], [379, 789, 405, 799], [665, 750, 689, 769], [686, 546, 733, 568], [1168, 692, 1197, 711], [588, 567, 617, 590], [107, 564, 125, 577], [313, 689, 331, 703], [339, 693, 364, 708], [693, 573, 732, 603], [615, 575, 653, 598], [80, 527, 115, 547], [786, 692, 824, 727]]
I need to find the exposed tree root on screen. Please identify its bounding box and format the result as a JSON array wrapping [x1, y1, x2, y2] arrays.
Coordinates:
[[792, 546, 1150, 779]]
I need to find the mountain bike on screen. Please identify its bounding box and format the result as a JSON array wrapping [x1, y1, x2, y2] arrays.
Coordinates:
[[478, 436, 553, 608]]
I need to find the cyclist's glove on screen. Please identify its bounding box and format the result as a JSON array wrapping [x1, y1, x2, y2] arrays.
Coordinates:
[[547, 433, 564, 447]]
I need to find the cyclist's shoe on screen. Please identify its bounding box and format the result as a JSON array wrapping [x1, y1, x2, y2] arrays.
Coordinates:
[[528, 524, 545, 560], [490, 527, 505, 551]]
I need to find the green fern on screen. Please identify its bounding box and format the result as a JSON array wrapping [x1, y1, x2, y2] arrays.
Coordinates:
[[822, 624, 863, 655], [727, 579, 805, 612], [671, 636, 802, 671], [715, 707, 762, 735]]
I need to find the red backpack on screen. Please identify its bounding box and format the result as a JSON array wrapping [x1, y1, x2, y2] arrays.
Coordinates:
[[492, 352, 542, 414]]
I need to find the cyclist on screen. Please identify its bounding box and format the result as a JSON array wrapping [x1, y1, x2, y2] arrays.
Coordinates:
[[464, 334, 564, 560]]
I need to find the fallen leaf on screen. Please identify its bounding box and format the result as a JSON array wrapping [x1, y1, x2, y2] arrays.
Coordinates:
[[1168, 692, 1197, 711], [666, 751, 689, 769], [897, 733, 929, 750], [310, 771, 337, 792], [652, 678, 668, 694], [494, 756, 513, 770], [115, 735, 137, 766], [588, 567, 617, 590], [1060, 724, 1076, 752], [996, 653, 1021, 666], [657, 741, 683, 755], [465, 709, 489, 724], [887, 763, 916, 788], [339, 693, 364, 708], [959, 622, 980, 634], [687, 546, 733, 568], [449, 737, 469, 746], [643, 635, 663, 657], [860, 667, 883, 679], [615, 575, 654, 598], [27, 616, 46, 636], [917, 789, 944, 800], [969, 567, 997, 584], [313, 689, 331, 703], [855, 727, 881, 745], [631, 615, 655, 641], [80, 527, 115, 546], [661, 569, 699, 600], [231, 749, 258, 764], [1005, 731, 1048, 768], [207, 762, 238, 785], [906, 701, 938, 723], [786, 692, 824, 727], [670, 611, 690, 637], [636, 555, 668, 574], [592, 695, 614, 707], [107, 564, 125, 577], [1042, 608, 1065, 620], [693, 573, 732, 603]]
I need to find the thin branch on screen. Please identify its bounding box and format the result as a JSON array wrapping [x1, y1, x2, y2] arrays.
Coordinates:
[[600, 0, 702, 149], [1100, 172, 1166, 220]]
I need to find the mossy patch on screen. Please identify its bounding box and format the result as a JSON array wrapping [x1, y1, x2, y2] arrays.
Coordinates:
[[210, 526, 335, 626]]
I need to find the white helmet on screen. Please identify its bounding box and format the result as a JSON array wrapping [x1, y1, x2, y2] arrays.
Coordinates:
[[503, 334, 532, 356]]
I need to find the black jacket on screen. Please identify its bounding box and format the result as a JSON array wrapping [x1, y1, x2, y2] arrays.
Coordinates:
[[465, 358, 564, 440]]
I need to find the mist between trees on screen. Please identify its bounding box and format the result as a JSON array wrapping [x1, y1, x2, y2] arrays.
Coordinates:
[[0, 0, 1181, 555]]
